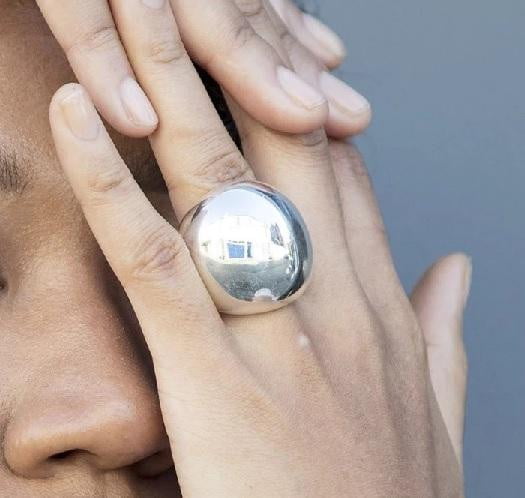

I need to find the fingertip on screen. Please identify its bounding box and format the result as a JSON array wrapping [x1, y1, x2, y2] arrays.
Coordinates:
[[99, 102, 158, 140], [118, 77, 159, 137], [425, 252, 472, 304], [416, 253, 470, 466], [412, 252, 472, 347], [301, 13, 347, 69], [325, 104, 372, 138], [319, 73, 372, 138], [49, 83, 102, 142], [50, 83, 86, 114], [274, 66, 330, 133]]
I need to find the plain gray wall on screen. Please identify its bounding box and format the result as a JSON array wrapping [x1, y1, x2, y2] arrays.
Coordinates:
[[316, 0, 525, 496]]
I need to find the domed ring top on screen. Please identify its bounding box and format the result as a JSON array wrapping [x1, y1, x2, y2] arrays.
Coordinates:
[[179, 181, 314, 315]]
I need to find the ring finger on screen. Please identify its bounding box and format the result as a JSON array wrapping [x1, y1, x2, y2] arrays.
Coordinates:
[[226, 2, 370, 348]]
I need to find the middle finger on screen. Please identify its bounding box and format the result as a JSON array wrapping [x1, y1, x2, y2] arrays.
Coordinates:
[[110, 0, 255, 219]]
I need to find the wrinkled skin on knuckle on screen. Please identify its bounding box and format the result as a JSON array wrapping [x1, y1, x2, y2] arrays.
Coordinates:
[[277, 26, 298, 55], [291, 130, 330, 158], [258, 129, 329, 167], [217, 16, 260, 60], [234, 0, 266, 19], [83, 164, 135, 207], [66, 25, 120, 57], [143, 30, 188, 67], [125, 223, 187, 284], [329, 141, 372, 183], [168, 133, 252, 193], [346, 144, 374, 184]]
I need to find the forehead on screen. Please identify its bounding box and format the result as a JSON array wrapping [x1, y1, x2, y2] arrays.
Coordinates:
[[0, 1, 157, 195]]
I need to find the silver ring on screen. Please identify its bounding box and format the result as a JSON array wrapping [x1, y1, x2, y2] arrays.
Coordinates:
[[179, 181, 313, 315]]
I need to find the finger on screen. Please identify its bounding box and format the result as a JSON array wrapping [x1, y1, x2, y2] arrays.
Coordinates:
[[411, 253, 472, 466], [329, 141, 414, 327], [170, 0, 328, 135], [49, 86, 276, 488], [263, 0, 371, 138], [49, 83, 232, 387], [108, 0, 256, 220], [221, 3, 369, 346], [111, 0, 320, 401], [36, 0, 158, 137], [268, 0, 346, 69], [231, 120, 369, 342], [227, 2, 364, 296]]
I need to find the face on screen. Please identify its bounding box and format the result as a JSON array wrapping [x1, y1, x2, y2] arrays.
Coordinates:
[[0, 2, 179, 496]]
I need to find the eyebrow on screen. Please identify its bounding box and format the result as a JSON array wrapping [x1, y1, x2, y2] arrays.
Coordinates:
[[0, 140, 167, 197], [0, 144, 29, 194]]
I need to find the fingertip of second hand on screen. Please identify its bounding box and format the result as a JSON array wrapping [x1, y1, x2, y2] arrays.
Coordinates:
[[277, 66, 328, 112], [57, 84, 101, 142], [119, 77, 159, 131]]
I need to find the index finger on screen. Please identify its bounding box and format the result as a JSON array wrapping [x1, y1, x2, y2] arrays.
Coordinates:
[[37, 0, 159, 137], [49, 83, 227, 369]]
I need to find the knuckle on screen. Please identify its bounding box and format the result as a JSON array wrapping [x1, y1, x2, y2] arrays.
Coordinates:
[[278, 26, 297, 53], [228, 19, 259, 53], [144, 33, 187, 66], [66, 25, 120, 56], [127, 224, 187, 284], [299, 129, 329, 152], [172, 133, 252, 191], [244, 130, 329, 172], [193, 148, 249, 185], [84, 166, 134, 205], [346, 145, 372, 182], [235, 0, 265, 19], [286, 130, 330, 165], [330, 141, 373, 185]]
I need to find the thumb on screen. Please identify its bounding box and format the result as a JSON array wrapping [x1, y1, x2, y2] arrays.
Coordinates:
[[411, 253, 472, 466]]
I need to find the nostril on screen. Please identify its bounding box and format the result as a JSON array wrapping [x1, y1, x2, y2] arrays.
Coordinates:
[[50, 450, 77, 461]]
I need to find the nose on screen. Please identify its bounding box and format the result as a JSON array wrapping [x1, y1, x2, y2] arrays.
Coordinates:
[[4, 256, 172, 480], [5, 377, 170, 479]]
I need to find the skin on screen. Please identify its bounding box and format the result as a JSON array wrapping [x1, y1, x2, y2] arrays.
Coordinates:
[[35, 0, 371, 137], [0, 1, 469, 496]]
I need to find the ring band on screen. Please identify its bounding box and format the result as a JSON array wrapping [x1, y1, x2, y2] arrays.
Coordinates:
[[179, 181, 313, 315]]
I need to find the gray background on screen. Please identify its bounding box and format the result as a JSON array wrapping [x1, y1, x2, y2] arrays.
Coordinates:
[[316, 0, 525, 496]]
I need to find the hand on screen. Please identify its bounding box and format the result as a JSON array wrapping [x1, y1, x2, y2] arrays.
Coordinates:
[[48, 1, 468, 495], [36, 0, 371, 138]]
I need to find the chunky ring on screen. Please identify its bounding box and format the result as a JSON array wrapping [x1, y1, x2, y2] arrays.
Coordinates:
[[179, 181, 314, 315]]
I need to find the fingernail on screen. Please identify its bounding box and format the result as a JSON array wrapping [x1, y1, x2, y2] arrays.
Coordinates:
[[60, 86, 100, 141], [142, 0, 165, 9], [462, 256, 473, 307], [442, 255, 472, 317], [120, 77, 158, 128], [302, 13, 346, 60], [320, 72, 370, 114], [277, 66, 326, 110]]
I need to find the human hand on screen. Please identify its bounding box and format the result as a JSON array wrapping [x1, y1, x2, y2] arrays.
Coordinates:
[[36, 0, 371, 138], [46, 1, 468, 495]]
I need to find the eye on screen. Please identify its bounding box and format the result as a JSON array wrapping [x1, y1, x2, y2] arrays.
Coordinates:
[[0, 276, 6, 293]]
